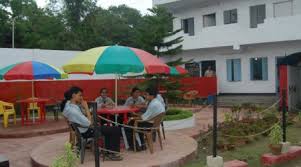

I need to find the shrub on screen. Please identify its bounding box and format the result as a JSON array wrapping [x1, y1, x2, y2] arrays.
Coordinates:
[[269, 124, 282, 145], [231, 104, 241, 121], [224, 112, 233, 123], [51, 142, 79, 167], [164, 108, 193, 121]]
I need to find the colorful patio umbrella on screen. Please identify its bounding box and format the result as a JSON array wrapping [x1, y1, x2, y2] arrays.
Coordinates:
[[0, 61, 68, 97], [169, 65, 188, 75], [63, 45, 170, 106], [63, 45, 170, 75], [0, 61, 68, 123]]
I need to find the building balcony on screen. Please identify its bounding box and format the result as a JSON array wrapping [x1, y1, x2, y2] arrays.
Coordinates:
[[153, 0, 220, 11], [169, 14, 301, 50]]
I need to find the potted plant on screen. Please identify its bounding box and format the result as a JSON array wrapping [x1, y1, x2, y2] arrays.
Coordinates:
[[51, 142, 79, 167], [268, 124, 283, 155]]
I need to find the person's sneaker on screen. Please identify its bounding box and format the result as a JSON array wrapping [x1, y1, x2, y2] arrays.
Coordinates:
[[105, 154, 123, 161], [142, 145, 147, 150]]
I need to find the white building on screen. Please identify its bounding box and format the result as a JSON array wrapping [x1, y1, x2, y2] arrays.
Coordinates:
[[153, 0, 301, 100]]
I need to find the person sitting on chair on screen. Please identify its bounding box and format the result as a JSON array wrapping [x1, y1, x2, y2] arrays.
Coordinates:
[[62, 86, 122, 161], [156, 93, 166, 108], [95, 88, 115, 108], [124, 87, 145, 108], [126, 87, 165, 150]]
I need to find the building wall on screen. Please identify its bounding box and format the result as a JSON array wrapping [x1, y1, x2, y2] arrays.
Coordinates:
[[165, 0, 301, 50], [168, 40, 301, 94]]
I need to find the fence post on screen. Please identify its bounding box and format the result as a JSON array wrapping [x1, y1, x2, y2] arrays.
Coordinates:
[[282, 89, 287, 142], [90, 102, 100, 167], [213, 94, 218, 157]]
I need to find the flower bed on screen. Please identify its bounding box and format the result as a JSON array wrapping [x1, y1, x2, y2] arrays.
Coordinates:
[[164, 108, 195, 130]]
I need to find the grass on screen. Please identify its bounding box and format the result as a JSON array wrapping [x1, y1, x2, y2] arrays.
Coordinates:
[[164, 108, 193, 121], [185, 125, 301, 167]]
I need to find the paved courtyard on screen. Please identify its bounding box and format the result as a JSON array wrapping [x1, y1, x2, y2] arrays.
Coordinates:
[[0, 106, 227, 167]]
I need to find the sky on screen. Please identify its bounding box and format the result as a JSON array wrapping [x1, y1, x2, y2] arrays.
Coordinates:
[[35, 0, 153, 14]]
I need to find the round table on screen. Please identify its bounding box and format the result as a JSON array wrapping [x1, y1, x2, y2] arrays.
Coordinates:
[[17, 97, 50, 125], [97, 106, 140, 124]]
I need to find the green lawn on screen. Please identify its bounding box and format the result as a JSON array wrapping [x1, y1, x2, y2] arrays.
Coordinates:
[[185, 125, 301, 167]]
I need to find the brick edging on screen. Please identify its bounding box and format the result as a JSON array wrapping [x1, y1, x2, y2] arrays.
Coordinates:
[[0, 127, 69, 138], [31, 157, 48, 167]]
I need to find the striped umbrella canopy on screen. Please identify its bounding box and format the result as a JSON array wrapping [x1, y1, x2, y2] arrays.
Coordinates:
[[169, 65, 188, 75], [0, 61, 68, 80], [0, 61, 68, 99], [63, 45, 170, 75], [63, 45, 170, 108]]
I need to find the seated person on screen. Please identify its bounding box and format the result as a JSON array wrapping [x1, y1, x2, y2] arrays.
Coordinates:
[[62, 86, 122, 161], [156, 93, 166, 109], [124, 87, 145, 108], [135, 89, 166, 114], [95, 88, 115, 108], [126, 87, 165, 150]]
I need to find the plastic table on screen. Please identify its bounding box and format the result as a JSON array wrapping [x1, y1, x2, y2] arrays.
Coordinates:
[[97, 106, 140, 124], [17, 97, 50, 125]]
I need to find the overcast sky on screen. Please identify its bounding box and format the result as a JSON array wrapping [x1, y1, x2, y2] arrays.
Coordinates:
[[35, 0, 153, 14]]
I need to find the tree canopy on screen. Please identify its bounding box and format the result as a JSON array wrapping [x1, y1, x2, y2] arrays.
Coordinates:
[[0, 0, 183, 57]]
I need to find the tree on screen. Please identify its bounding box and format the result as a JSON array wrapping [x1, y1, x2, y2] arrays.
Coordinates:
[[63, 0, 97, 28], [137, 6, 183, 57], [107, 5, 142, 47], [4, 0, 66, 49], [0, 0, 10, 47], [64, 5, 143, 50]]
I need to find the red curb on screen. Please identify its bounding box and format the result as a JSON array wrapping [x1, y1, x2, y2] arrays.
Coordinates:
[[0, 119, 69, 138], [0, 127, 69, 138], [31, 158, 48, 167], [261, 146, 301, 166]]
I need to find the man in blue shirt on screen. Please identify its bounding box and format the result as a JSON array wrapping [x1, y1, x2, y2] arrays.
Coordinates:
[[125, 87, 165, 150], [62, 86, 122, 161]]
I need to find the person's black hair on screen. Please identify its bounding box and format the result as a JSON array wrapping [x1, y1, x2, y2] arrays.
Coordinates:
[[100, 88, 108, 93], [145, 87, 158, 97], [131, 87, 140, 96], [61, 86, 83, 111]]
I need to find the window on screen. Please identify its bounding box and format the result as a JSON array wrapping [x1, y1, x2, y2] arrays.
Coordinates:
[[250, 4, 266, 28], [203, 13, 216, 27], [224, 9, 238, 24], [201, 60, 216, 77], [250, 57, 268, 80], [274, 1, 293, 17], [181, 18, 195, 36], [226, 59, 241, 81], [185, 63, 200, 77]]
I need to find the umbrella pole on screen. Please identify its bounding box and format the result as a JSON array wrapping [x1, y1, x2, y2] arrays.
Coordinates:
[[31, 80, 34, 98], [31, 80, 35, 123], [115, 74, 118, 108], [115, 74, 118, 123]]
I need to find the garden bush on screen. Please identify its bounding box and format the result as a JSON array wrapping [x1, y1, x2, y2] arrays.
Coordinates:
[[164, 108, 193, 121]]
